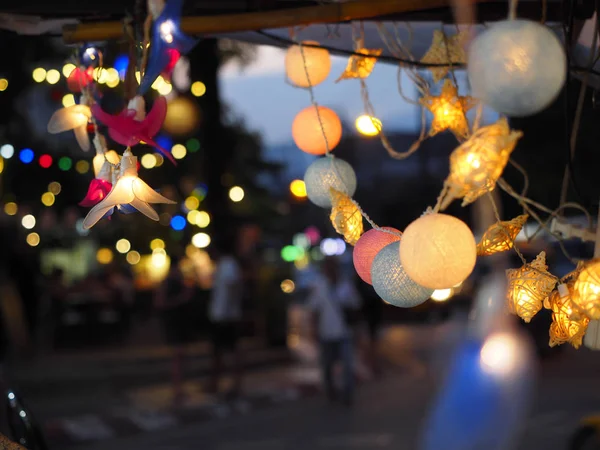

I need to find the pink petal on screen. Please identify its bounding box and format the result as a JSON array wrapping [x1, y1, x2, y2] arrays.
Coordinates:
[[144, 96, 167, 138], [79, 179, 113, 207]]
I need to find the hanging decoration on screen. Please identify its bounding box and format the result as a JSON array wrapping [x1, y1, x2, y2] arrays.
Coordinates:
[[353, 227, 402, 285], [548, 284, 590, 349], [506, 251, 557, 323], [82, 149, 175, 229], [292, 106, 342, 155], [443, 117, 522, 208], [329, 188, 363, 245], [420, 29, 467, 83], [371, 241, 433, 308], [421, 79, 475, 141], [572, 259, 600, 320], [336, 40, 382, 82], [400, 213, 477, 290], [477, 214, 528, 256], [79, 179, 113, 207], [304, 156, 357, 208], [67, 67, 94, 93], [285, 40, 331, 88], [139, 0, 199, 95], [468, 19, 566, 117], [47, 104, 92, 151]]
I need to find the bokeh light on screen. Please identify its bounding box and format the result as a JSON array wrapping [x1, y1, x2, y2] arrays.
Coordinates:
[[170, 215, 186, 231], [46, 69, 60, 85], [96, 248, 114, 264], [19, 148, 34, 164], [62, 93, 75, 107], [62, 63, 76, 77], [32, 68, 46, 83], [355, 114, 382, 136], [196, 211, 210, 228], [289, 179, 307, 198], [141, 154, 157, 169], [171, 144, 187, 160], [48, 182, 62, 195], [431, 288, 453, 302], [186, 138, 200, 153], [126, 250, 141, 265], [58, 156, 72, 171], [4, 202, 17, 216], [187, 210, 200, 224], [75, 160, 90, 174], [162, 96, 200, 136], [26, 233, 40, 247], [192, 232, 211, 248], [191, 81, 206, 97], [150, 238, 165, 250], [229, 186, 244, 202], [281, 245, 304, 262], [157, 82, 172, 96], [184, 196, 199, 211], [41, 192, 55, 207], [39, 154, 52, 169], [0, 144, 14, 159], [21, 214, 36, 229], [280, 279, 296, 294], [116, 238, 131, 254], [0, 79, 8, 92]]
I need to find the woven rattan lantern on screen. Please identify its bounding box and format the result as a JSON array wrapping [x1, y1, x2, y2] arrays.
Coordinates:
[[329, 188, 363, 245], [477, 214, 528, 256], [447, 117, 522, 206], [285, 40, 331, 88], [353, 227, 402, 285], [421, 79, 475, 141], [548, 284, 590, 349], [420, 30, 467, 83], [572, 259, 600, 320], [336, 46, 382, 82], [506, 251, 557, 323]]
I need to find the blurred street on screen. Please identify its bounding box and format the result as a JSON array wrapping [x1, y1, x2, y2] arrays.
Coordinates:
[[10, 315, 600, 450]]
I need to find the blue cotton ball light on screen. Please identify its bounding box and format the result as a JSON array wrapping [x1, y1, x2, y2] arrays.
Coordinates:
[[371, 241, 433, 308], [304, 156, 357, 208], [468, 19, 566, 117]]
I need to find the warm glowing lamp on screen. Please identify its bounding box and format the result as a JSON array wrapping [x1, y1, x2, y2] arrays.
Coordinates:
[[355, 115, 382, 137], [304, 156, 356, 208], [572, 259, 600, 320], [47, 105, 92, 151], [548, 284, 590, 348], [400, 213, 477, 289], [353, 227, 401, 285], [420, 30, 467, 83], [336, 47, 382, 82], [506, 251, 557, 323], [477, 214, 528, 256], [292, 106, 342, 155], [285, 41, 331, 88], [329, 188, 363, 245], [468, 20, 566, 117], [290, 179, 307, 198]]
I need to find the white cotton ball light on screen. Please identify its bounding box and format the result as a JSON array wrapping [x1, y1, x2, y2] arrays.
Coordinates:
[[371, 242, 433, 308], [468, 19, 566, 117], [304, 156, 357, 208], [285, 40, 331, 88], [399, 213, 476, 289]]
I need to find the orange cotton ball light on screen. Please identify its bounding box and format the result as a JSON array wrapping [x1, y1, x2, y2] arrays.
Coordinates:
[[292, 106, 342, 155], [285, 41, 331, 88], [353, 227, 402, 285]]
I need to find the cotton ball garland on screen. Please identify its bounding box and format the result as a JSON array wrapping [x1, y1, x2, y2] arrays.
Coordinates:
[[371, 241, 433, 308], [285, 41, 331, 88], [353, 227, 402, 285], [468, 19, 566, 117], [292, 106, 342, 155], [304, 156, 356, 208], [400, 213, 476, 289]]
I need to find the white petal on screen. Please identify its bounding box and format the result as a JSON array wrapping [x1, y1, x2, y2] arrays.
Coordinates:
[[129, 198, 159, 221], [132, 178, 176, 204], [47, 105, 91, 133], [82, 178, 135, 229], [74, 125, 90, 151]]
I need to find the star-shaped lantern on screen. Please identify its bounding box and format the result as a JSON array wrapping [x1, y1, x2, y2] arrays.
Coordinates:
[[92, 96, 175, 164], [548, 284, 590, 349], [47, 104, 92, 151], [477, 214, 528, 256], [336, 41, 382, 82], [420, 30, 467, 83], [446, 117, 522, 206], [82, 149, 175, 229], [329, 188, 363, 245], [139, 0, 199, 95], [421, 79, 475, 141]]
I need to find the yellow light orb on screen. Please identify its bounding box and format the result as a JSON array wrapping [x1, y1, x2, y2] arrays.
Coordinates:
[[93, 68, 108, 84], [157, 82, 172, 96], [572, 259, 600, 320], [152, 75, 165, 91], [32, 68, 46, 83], [96, 248, 114, 264], [41, 192, 55, 207], [187, 210, 200, 224], [154, 153, 165, 167], [0, 157, 3, 174], [192, 232, 211, 248], [292, 106, 342, 155], [290, 179, 307, 198], [141, 153, 157, 169], [26, 232, 40, 247], [75, 160, 90, 174], [171, 144, 187, 160], [191, 81, 206, 97], [184, 196, 200, 211], [162, 96, 200, 136], [105, 150, 120, 165], [48, 181, 62, 195], [229, 186, 244, 202], [62, 63, 76, 78], [62, 94, 76, 107], [196, 211, 210, 228], [4, 202, 17, 216], [106, 68, 119, 84], [21, 214, 36, 230], [285, 40, 331, 88], [281, 279, 296, 294], [0, 79, 8, 92], [150, 238, 165, 250], [45, 69, 60, 85], [135, 71, 141, 84], [126, 250, 141, 265], [106, 77, 120, 88], [355, 115, 382, 136], [116, 238, 131, 254], [399, 213, 477, 289], [431, 288, 453, 302]]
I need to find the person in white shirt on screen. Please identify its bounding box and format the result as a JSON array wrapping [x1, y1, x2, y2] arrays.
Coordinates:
[[207, 241, 244, 397], [308, 256, 361, 406]]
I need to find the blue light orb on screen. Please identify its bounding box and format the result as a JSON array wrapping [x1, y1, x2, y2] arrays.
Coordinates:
[[170, 215, 186, 231], [113, 54, 129, 78], [19, 148, 34, 164]]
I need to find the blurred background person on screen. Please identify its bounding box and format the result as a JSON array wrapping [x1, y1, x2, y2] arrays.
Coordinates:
[[207, 238, 244, 398], [308, 256, 361, 406], [154, 255, 195, 406]]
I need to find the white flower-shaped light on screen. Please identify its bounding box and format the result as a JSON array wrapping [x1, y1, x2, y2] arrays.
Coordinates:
[[83, 149, 175, 229], [47, 104, 91, 151]]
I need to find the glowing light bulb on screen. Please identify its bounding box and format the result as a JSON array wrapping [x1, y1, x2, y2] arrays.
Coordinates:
[[62, 94, 76, 108], [289, 180, 307, 198], [431, 288, 453, 302], [355, 115, 382, 136], [480, 332, 521, 377], [159, 20, 175, 43]]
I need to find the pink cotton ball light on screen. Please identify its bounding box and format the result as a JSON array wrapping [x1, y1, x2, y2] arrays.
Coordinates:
[[353, 227, 402, 285]]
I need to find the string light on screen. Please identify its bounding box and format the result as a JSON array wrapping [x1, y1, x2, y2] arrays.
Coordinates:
[[21, 214, 36, 229], [292, 106, 342, 155], [39, 154, 52, 169], [548, 284, 590, 349], [184, 196, 200, 210], [355, 115, 382, 137], [96, 248, 114, 264], [477, 214, 528, 256], [150, 238, 165, 250], [187, 210, 200, 224], [19, 149, 34, 164], [157, 82, 172, 95], [116, 238, 131, 254], [171, 144, 186, 160], [26, 233, 40, 247], [62, 63, 76, 77], [329, 188, 363, 245], [191, 81, 206, 97], [141, 154, 157, 169], [289, 180, 307, 198], [229, 186, 244, 202], [48, 182, 61, 195], [285, 40, 331, 87], [572, 259, 600, 320], [126, 251, 141, 265], [4, 202, 17, 216], [336, 47, 382, 82], [196, 211, 210, 228], [281, 279, 296, 294], [421, 79, 474, 141], [0, 144, 14, 159], [0, 79, 8, 92], [41, 192, 55, 207], [192, 232, 211, 248], [45, 69, 60, 85], [75, 160, 90, 174], [32, 68, 46, 83]]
